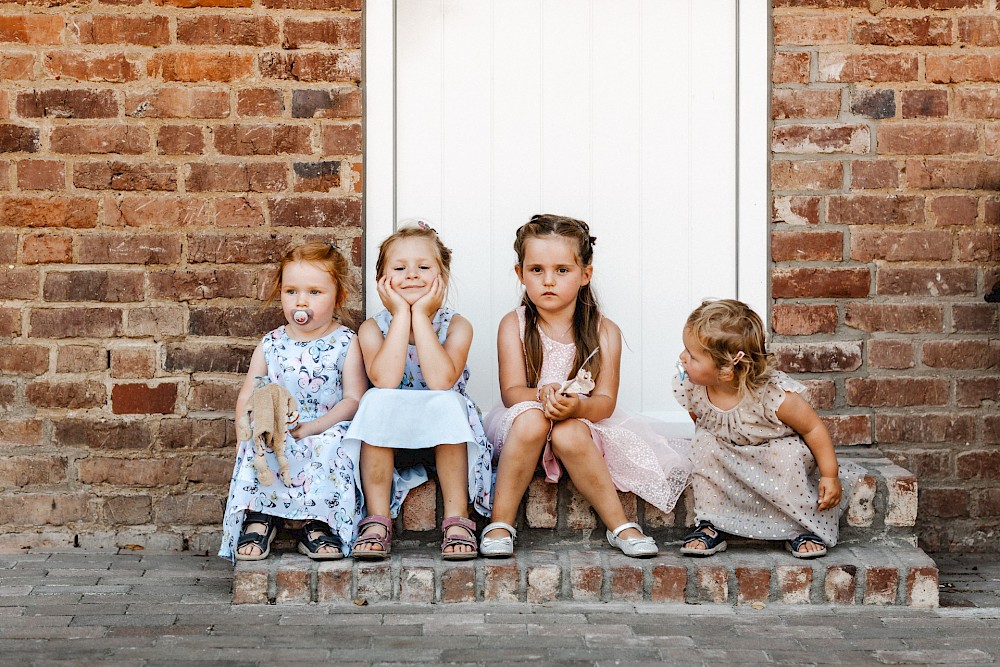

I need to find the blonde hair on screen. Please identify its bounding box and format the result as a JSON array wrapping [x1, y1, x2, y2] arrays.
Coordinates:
[[514, 214, 602, 387], [267, 241, 351, 309], [685, 299, 772, 396], [375, 222, 453, 287]]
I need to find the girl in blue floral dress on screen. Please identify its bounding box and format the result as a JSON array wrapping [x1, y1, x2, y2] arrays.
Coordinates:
[[220, 242, 368, 562], [344, 223, 492, 560]]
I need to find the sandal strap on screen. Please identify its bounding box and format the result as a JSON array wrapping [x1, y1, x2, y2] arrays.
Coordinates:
[[358, 514, 393, 534], [244, 511, 277, 526], [441, 516, 476, 535], [610, 522, 644, 539], [790, 533, 825, 549], [481, 521, 517, 540]]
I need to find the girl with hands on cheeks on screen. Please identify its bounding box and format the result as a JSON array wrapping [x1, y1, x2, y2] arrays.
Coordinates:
[[343, 223, 492, 560]]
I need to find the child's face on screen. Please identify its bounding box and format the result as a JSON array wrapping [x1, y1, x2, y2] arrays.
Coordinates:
[[516, 235, 592, 314], [383, 237, 443, 305], [679, 327, 723, 387], [280, 260, 340, 338]]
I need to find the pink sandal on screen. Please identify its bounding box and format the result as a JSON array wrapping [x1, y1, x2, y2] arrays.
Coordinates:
[[353, 515, 392, 560], [441, 516, 478, 561]]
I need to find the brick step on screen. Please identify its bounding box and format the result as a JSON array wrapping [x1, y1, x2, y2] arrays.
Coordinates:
[[232, 538, 938, 607]]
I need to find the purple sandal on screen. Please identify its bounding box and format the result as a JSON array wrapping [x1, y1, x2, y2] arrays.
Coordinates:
[[441, 516, 478, 561], [353, 515, 392, 560]]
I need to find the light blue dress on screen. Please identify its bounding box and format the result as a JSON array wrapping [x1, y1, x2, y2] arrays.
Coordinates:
[[219, 325, 361, 562], [343, 308, 493, 517]]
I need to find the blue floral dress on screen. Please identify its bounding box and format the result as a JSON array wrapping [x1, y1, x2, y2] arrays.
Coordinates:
[[219, 325, 361, 562], [343, 308, 493, 517]]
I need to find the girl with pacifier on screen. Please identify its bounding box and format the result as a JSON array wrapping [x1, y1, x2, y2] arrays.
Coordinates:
[[674, 299, 862, 558]]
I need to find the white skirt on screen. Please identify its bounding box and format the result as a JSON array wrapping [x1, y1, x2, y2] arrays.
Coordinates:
[[344, 388, 477, 449]]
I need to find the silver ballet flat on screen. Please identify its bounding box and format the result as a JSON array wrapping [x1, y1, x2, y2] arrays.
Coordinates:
[[479, 521, 517, 558], [606, 522, 658, 558]]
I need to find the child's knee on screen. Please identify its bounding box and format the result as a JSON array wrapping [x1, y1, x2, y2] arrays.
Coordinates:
[[549, 420, 592, 459], [510, 408, 549, 438]]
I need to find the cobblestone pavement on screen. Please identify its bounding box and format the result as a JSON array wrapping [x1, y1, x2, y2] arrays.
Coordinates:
[[1, 551, 998, 666]]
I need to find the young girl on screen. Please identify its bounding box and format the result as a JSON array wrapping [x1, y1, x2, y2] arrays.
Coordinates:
[[220, 242, 368, 562], [673, 299, 863, 558], [343, 223, 492, 560], [480, 214, 691, 558]]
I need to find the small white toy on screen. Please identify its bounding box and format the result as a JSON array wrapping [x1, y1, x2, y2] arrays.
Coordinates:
[[559, 348, 600, 395]]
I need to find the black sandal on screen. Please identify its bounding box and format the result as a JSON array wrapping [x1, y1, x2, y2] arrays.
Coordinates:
[[236, 511, 280, 561], [680, 520, 728, 557], [785, 533, 827, 559], [297, 520, 344, 560]]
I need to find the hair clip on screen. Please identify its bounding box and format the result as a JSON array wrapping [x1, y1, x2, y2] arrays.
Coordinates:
[[732, 351, 745, 365], [416, 220, 436, 234], [328, 241, 338, 251]]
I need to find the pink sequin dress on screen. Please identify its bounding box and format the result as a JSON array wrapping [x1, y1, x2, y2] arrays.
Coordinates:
[[483, 307, 692, 513]]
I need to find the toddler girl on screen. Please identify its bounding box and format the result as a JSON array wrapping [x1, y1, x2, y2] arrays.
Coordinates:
[[220, 241, 368, 562], [344, 223, 492, 560], [674, 299, 863, 558], [481, 214, 691, 558]]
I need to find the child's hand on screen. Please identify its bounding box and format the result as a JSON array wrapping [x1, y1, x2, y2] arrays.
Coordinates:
[[543, 390, 580, 422], [376, 275, 410, 316], [290, 420, 320, 440], [412, 275, 444, 318], [817, 475, 843, 511]]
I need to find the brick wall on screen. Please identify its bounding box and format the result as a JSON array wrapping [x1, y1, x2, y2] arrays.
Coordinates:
[[0, 0, 363, 552], [771, 0, 999, 551]]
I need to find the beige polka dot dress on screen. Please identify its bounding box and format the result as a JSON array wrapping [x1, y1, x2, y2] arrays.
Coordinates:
[[672, 371, 863, 546]]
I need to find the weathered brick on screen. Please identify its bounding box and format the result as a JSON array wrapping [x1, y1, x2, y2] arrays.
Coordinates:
[[0, 267, 39, 299], [112, 382, 177, 414], [77, 15, 170, 46], [150, 269, 256, 301], [823, 414, 872, 446], [878, 123, 978, 155], [927, 54, 1000, 83], [906, 159, 1000, 190], [188, 380, 240, 411], [565, 481, 596, 530], [828, 194, 923, 226], [128, 88, 229, 119], [187, 455, 232, 484], [483, 560, 519, 602], [884, 449, 952, 482], [189, 305, 283, 337], [50, 125, 150, 154], [0, 53, 34, 80], [155, 494, 223, 525], [177, 16, 279, 46], [0, 196, 98, 228], [956, 450, 1000, 480], [17, 161, 65, 191], [102, 495, 152, 525], [772, 196, 821, 225], [848, 377, 948, 407], [293, 161, 340, 192], [56, 345, 107, 373], [155, 0, 252, 7], [355, 562, 391, 602], [771, 160, 843, 191], [776, 565, 812, 604], [321, 123, 362, 155], [773, 304, 838, 336], [848, 474, 876, 527], [773, 51, 810, 84], [953, 304, 998, 332], [906, 566, 938, 609], [74, 161, 176, 191], [958, 230, 1000, 262], [953, 89, 1000, 119], [0, 124, 40, 152], [110, 347, 157, 379], [869, 339, 914, 369], [399, 563, 434, 602], [213, 197, 266, 227], [876, 413, 975, 443], [957, 377, 1000, 408], [291, 88, 362, 120], [0, 343, 48, 375], [159, 418, 234, 450], [526, 476, 557, 528], [157, 126, 205, 155], [931, 195, 978, 226], [0, 493, 87, 526], [237, 89, 284, 117], [923, 340, 999, 370], [609, 558, 642, 602], [186, 162, 287, 192], [650, 563, 685, 602], [30, 307, 124, 338], [772, 267, 870, 298], [268, 197, 360, 228], [920, 488, 969, 519], [850, 88, 896, 120], [16, 89, 117, 119], [106, 195, 212, 228], [846, 303, 943, 335], [315, 560, 351, 601], [44, 270, 144, 302], [824, 565, 857, 604], [0, 232, 13, 263], [263, 0, 360, 8], [851, 160, 899, 189], [852, 17, 952, 46], [187, 232, 291, 263], [27, 380, 106, 409], [0, 456, 66, 487], [773, 124, 870, 154], [76, 232, 180, 265], [901, 89, 948, 118], [863, 566, 899, 605], [258, 51, 361, 83], [771, 230, 843, 261], [958, 15, 1000, 47], [283, 17, 360, 49], [148, 52, 254, 82], [696, 565, 727, 603], [774, 15, 847, 45], [773, 341, 862, 373], [125, 306, 186, 338], [442, 563, 475, 603], [0, 15, 64, 44], [44, 52, 140, 83], [986, 417, 1000, 446], [735, 567, 770, 604], [400, 479, 435, 531], [214, 125, 312, 156], [876, 267, 976, 296], [817, 53, 918, 82], [78, 457, 182, 485], [232, 564, 269, 605]]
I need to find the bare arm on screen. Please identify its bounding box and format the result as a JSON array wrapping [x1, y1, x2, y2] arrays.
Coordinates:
[[359, 314, 410, 389], [291, 337, 369, 438], [234, 343, 268, 445], [413, 311, 473, 390], [776, 390, 842, 511], [542, 318, 621, 423], [497, 311, 540, 407]]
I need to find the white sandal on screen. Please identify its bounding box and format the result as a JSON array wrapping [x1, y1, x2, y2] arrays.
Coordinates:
[[606, 522, 658, 558], [479, 521, 517, 558]]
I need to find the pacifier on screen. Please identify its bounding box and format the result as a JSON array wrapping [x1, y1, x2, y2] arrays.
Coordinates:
[[293, 309, 311, 325], [675, 361, 687, 381]]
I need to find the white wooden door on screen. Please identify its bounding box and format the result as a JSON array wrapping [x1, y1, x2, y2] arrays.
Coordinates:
[[367, 0, 768, 431]]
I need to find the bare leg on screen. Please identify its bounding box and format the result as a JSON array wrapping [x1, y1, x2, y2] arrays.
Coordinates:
[[550, 420, 644, 541], [483, 409, 550, 540], [356, 442, 394, 554], [435, 442, 474, 554]]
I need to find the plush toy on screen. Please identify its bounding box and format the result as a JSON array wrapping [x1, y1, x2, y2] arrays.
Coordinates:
[[236, 382, 300, 487], [559, 347, 599, 396]]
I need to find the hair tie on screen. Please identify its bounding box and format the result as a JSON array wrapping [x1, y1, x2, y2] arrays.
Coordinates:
[[732, 351, 745, 365]]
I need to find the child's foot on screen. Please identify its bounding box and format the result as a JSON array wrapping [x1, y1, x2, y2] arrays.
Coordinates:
[[235, 512, 279, 561], [297, 520, 344, 560], [785, 533, 827, 559], [480, 521, 517, 558], [679, 520, 727, 557], [441, 517, 478, 560], [352, 515, 392, 560]]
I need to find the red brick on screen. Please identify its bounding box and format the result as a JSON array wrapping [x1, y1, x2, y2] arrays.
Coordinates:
[[79, 457, 182, 485], [958, 16, 1000, 47], [524, 476, 557, 528], [283, 17, 361, 49], [214, 125, 312, 156], [851, 160, 900, 189], [237, 89, 284, 117], [188, 380, 239, 411], [27, 380, 105, 408], [953, 89, 1000, 119], [773, 124, 870, 154], [977, 488, 1000, 516], [484, 561, 519, 602], [185, 162, 287, 192], [0, 420, 42, 446], [214, 197, 266, 227], [0, 53, 35, 79], [112, 383, 177, 414], [316, 561, 351, 602], [150, 269, 257, 301], [0, 15, 63, 44], [50, 125, 150, 155], [187, 455, 232, 484], [442, 564, 475, 603], [817, 53, 918, 82], [863, 566, 899, 605], [609, 559, 642, 601], [847, 377, 949, 407], [177, 16, 279, 46], [957, 377, 999, 407], [777, 565, 813, 604], [322, 123, 362, 155], [0, 123, 40, 152], [0, 196, 98, 228], [772, 230, 843, 261], [884, 0, 986, 7], [927, 55, 1000, 83], [263, 0, 360, 8], [773, 341, 862, 373], [931, 196, 978, 227], [876, 413, 975, 443], [906, 158, 1000, 190], [56, 345, 107, 373], [0, 232, 13, 263], [735, 567, 771, 604], [876, 267, 976, 296], [127, 88, 230, 119], [958, 230, 999, 262], [258, 51, 361, 83], [772, 196, 821, 225], [43, 269, 144, 302], [148, 52, 254, 82], [901, 89, 948, 118], [30, 307, 124, 338], [953, 304, 998, 332], [16, 89, 117, 119], [878, 123, 978, 156], [923, 340, 999, 370], [157, 126, 205, 155], [0, 344, 48, 374], [773, 51, 810, 84], [986, 417, 1000, 446], [802, 379, 836, 408], [102, 495, 152, 525], [232, 564, 269, 605], [823, 414, 872, 446], [920, 488, 969, 519], [851, 229, 953, 262], [268, 197, 360, 228], [400, 479, 435, 531], [187, 232, 291, 263], [17, 160, 65, 191], [106, 195, 211, 228], [906, 566, 939, 608], [44, 51, 139, 83], [78, 231, 181, 264], [824, 565, 857, 604], [956, 451, 1000, 480], [125, 305, 186, 338], [291, 88, 361, 119], [828, 194, 924, 226], [988, 195, 1000, 223], [696, 565, 727, 603], [771, 160, 843, 191], [772, 304, 837, 336], [0, 492, 87, 526], [565, 481, 596, 530], [850, 88, 896, 119], [650, 564, 685, 602], [852, 17, 952, 46], [22, 233, 71, 264], [884, 449, 952, 482], [869, 339, 915, 369], [0, 267, 39, 300], [74, 161, 176, 191], [399, 564, 434, 602], [772, 267, 870, 298], [77, 15, 170, 46], [293, 161, 340, 192], [155, 494, 223, 525], [110, 348, 156, 379], [159, 418, 234, 451]]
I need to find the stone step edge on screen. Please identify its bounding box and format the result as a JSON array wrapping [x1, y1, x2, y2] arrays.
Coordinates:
[[233, 541, 938, 607]]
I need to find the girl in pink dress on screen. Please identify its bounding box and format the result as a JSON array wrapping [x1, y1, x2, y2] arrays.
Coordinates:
[[480, 214, 692, 558]]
